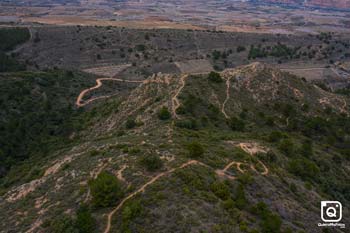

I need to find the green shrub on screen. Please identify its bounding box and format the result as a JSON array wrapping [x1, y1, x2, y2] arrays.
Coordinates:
[[299, 139, 313, 158], [89, 171, 124, 207], [76, 205, 95, 233], [222, 198, 235, 211], [265, 151, 277, 163], [278, 139, 295, 157], [125, 118, 137, 129], [237, 46, 246, 53], [135, 44, 146, 51], [158, 107, 171, 120], [212, 50, 221, 60], [288, 158, 320, 180], [121, 200, 143, 232], [251, 202, 282, 233], [210, 181, 231, 200], [261, 212, 282, 233], [89, 150, 99, 157], [268, 131, 284, 143], [208, 71, 223, 83], [139, 154, 163, 172], [228, 117, 245, 131], [0, 52, 26, 72], [0, 27, 30, 51], [47, 215, 78, 233], [234, 183, 247, 210], [175, 119, 198, 130], [186, 141, 204, 158], [237, 173, 254, 186]]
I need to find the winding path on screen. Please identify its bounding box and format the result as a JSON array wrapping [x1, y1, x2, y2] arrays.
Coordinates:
[[76, 78, 142, 107], [171, 75, 188, 119], [103, 160, 206, 233], [104, 152, 269, 233], [221, 76, 232, 119]]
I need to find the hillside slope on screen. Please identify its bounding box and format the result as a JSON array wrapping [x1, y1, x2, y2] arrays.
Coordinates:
[[1, 63, 349, 233]]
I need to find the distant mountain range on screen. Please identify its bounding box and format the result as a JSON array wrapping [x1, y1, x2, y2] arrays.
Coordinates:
[[258, 0, 350, 10], [1, 0, 349, 10]]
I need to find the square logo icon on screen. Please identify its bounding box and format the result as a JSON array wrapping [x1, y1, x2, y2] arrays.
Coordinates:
[[321, 201, 342, 223]]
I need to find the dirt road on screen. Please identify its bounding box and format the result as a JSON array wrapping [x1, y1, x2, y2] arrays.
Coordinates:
[[76, 78, 142, 107], [171, 74, 188, 119]]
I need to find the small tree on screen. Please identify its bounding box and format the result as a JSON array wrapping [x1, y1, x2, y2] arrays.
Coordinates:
[[158, 107, 171, 120], [48, 215, 77, 233], [228, 117, 245, 131], [278, 139, 294, 157], [75, 205, 95, 233], [186, 141, 204, 158], [210, 181, 231, 200], [267, 131, 284, 143], [208, 71, 223, 83], [139, 154, 163, 172], [125, 118, 136, 129], [299, 139, 313, 158], [236, 46, 246, 53], [89, 171, 124, 207]]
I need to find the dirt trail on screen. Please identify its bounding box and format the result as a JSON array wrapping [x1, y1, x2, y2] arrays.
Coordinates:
[[103, 160, 204, 233], [215, 161, 237, 180], [104, 155, 269, 233], [116, 165, 128, 183], [171, 75, 188, 119], [5, 151, 85, 203], [9, 27, 34, 55], [238, 142, 269, 175], [221, 76, 232, 119], [76, 78, 142, 107]]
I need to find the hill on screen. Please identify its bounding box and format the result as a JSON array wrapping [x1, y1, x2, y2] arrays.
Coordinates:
[[0, 63, 349, 233]]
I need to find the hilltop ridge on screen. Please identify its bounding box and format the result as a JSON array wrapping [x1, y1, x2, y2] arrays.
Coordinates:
[[0, 63, 349, 233]]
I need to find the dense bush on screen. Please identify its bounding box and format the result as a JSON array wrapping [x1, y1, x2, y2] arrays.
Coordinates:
[[210, 181, 231, 200], [234, 183, 247, 210], [0, 71, 96, 179], [186, 141, 204, 158], [228, 117, 245, 131], [0, 28, 30, 72], [125, 118, 137, 129], [135, 44, 146, 51], [178, 94, 202, 115], [212, 50, 221, 60], [157, 107, 171, 120], [139, 154, 163, 172], [46, 205, 95, 233], [89, 171, 124, 207], [267, 131, 284, 143], [175, 119, 198, 130], [299, 139, 313, 158], [121, 200, 143, 232], [0, 27, 30, 51], [288, 158, 320, 180], [47, 215, 78, 233], [278, 139, 295, 157], [208, 71, 223, 83], [0, 52, 26, 72], [252, 202, 282, 233], [75, 205, 95, 233], [236, 46, 246, 53]]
